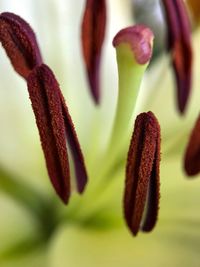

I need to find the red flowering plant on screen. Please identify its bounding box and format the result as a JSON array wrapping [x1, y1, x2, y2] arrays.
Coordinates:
[[0, 1, 199, 266]]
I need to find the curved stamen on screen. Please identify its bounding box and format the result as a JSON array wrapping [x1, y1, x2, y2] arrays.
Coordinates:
[[81, 0, 106, 104], [124, 111, 161, 236], [0, 12, 42, 79], [184, 113, 200, 176], [161, 0, 193, 114]]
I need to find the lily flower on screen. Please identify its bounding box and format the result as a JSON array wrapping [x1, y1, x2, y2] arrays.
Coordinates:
[[0, 0, 200, 267]]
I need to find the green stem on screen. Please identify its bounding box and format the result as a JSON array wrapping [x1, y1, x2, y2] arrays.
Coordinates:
[[108, 49, 147, 156]]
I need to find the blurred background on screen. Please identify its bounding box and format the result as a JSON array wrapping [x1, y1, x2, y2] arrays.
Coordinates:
[[0, 0, 200, 266]]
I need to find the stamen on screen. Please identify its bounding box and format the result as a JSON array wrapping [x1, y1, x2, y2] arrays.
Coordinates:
[[81, 0, 106, 104], [0, 12, 42, 79], [161, 0, 193, 114], [59, 92, 88, 193], [27, 64, 88, 203], [0, 12, 88, 203], [124, 111, 161, 236], [184, 113, 200, 176]]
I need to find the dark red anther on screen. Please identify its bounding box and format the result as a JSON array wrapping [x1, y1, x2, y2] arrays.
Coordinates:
[[0, 12, 42, 79], [161, 0, 193, 114], [81, 0, 106, 104], [27, 64, 88, 203], [124, 111, 161, 236], [184, 113, 200, 176]]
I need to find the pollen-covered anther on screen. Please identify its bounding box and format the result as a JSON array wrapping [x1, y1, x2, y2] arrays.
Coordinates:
[[27, 64, 88, 203], [0, 12, 42, 79], [81, 0, 106, 104], [161, 0, 193, 114], [124, 111, 161, 236], [184, 113, 200, 176]]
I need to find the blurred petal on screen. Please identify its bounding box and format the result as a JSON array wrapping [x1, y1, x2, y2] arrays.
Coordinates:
[[0, 194, 46, 267], [48, 156, 200, 267]]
